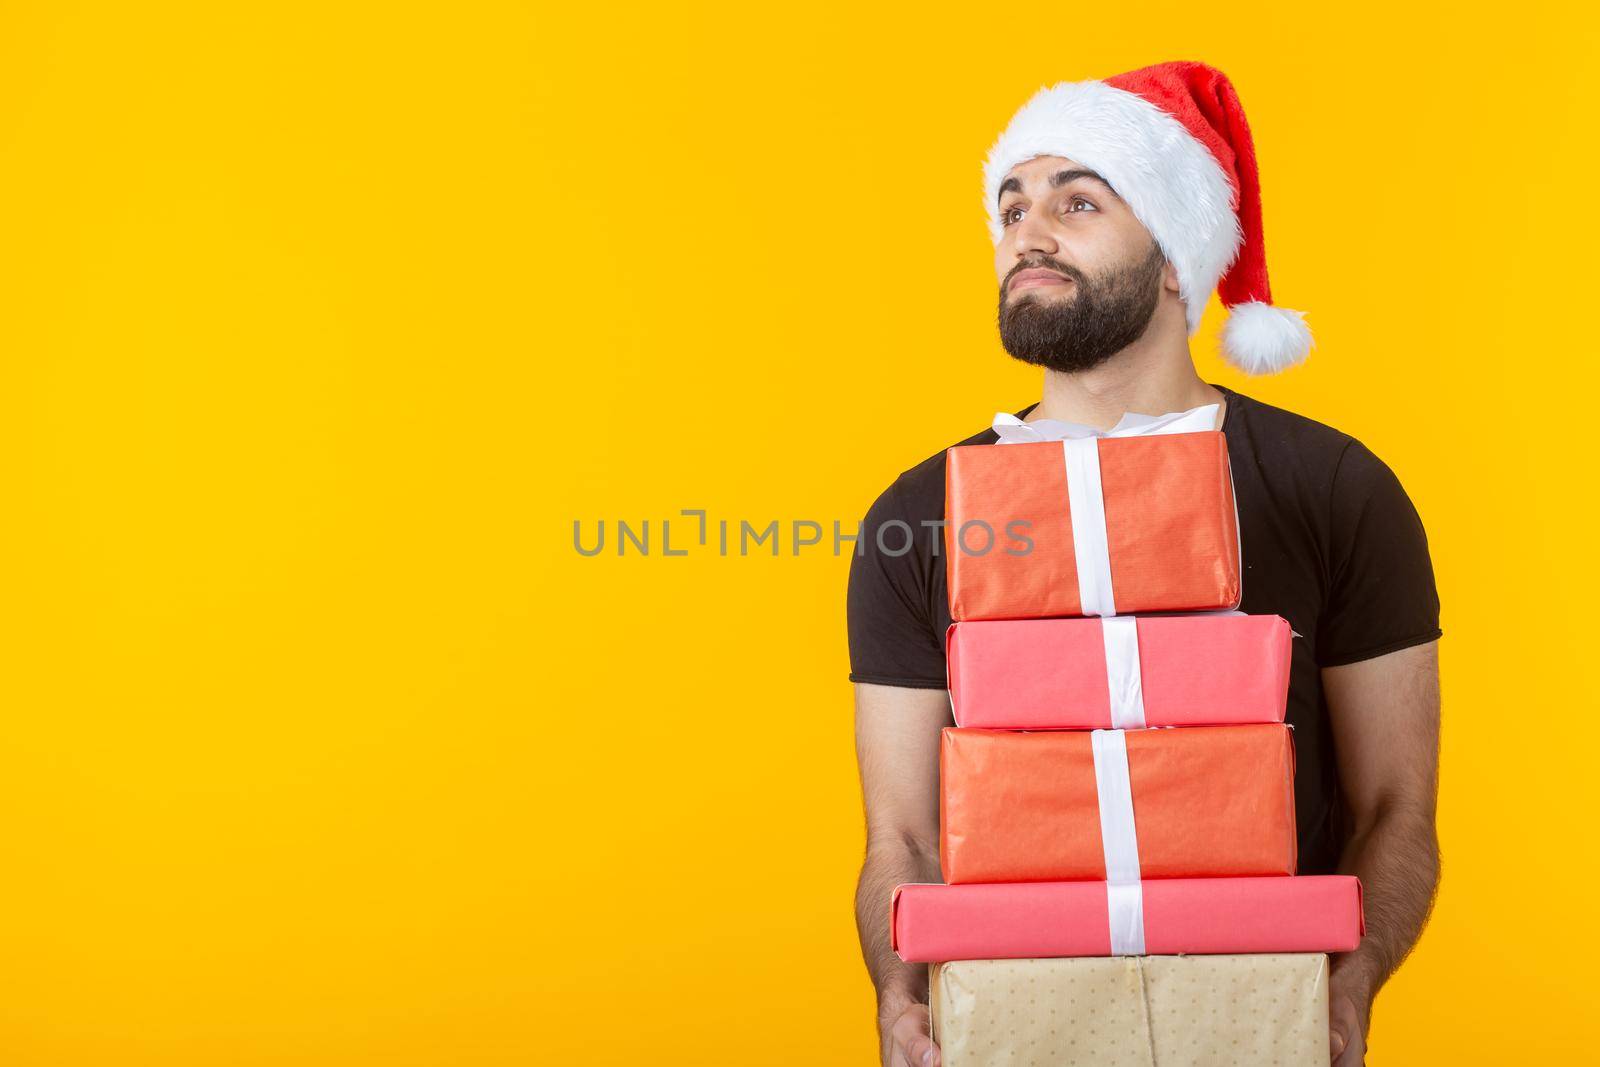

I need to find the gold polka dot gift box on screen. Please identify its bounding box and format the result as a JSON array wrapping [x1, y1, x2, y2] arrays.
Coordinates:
[[930, 953, 1329, 1067]]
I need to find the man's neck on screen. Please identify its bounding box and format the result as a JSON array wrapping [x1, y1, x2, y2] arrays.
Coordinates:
[[1028, 334, 1223, 431]]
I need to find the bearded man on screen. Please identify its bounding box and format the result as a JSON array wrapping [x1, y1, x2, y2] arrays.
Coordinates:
[[848, 62, 1442, 1067]]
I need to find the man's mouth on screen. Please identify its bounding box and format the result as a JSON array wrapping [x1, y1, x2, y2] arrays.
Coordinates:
[[1010, 268, 1073, 292]]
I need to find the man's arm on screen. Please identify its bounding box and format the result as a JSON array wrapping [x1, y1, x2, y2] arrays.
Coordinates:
[[1323, 639, 1442, 1065], [854, 682, 952, 1067]]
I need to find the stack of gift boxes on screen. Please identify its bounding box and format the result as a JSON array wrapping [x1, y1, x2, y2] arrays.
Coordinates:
[[890, 408, 1366, 1066]]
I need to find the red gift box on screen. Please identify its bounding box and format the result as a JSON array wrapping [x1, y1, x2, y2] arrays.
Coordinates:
[[940, 724, 1297, 883], [944, 431, 1240, 620], [891, 876, 1364, 962], [946, 614, 1292, 729]]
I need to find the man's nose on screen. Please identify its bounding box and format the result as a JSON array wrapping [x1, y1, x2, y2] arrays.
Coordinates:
[[1012, 209, 1057, 255]]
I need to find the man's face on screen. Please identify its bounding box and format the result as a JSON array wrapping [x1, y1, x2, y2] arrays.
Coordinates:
[[994, 155, 1176, 373]]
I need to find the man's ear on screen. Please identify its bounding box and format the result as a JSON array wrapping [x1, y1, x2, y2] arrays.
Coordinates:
[[1162, 259, 1181, 294]]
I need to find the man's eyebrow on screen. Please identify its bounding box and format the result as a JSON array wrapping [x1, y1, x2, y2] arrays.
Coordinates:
[[997, 168, 1122, 207]]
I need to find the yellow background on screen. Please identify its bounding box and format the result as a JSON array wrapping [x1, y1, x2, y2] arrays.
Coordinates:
[[1, 2, 1596, 1063]]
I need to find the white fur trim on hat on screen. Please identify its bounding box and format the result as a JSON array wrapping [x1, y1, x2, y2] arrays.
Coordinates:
[[1220, 301, 1313, 374], [983, 80, 1242, 337]]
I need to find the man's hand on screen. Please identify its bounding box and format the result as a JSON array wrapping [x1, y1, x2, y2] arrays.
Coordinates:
[[880, 995, 940, 1067], [1328, 961, 1373, 1065]]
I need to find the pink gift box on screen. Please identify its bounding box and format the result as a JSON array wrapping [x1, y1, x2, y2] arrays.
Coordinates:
[[892, 876, 1364, 962], [946, 614, 1292, 729]]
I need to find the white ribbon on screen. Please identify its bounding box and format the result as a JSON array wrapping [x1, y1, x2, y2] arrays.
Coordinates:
[[1063, 438, 1116, 617], [1104, 882, 1146, 958], [1100, 617, 1147, 729], [1090, 729, 1145, 955]]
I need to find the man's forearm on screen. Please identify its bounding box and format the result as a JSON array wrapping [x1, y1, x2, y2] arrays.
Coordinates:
[[855, 835, 941, 1008], [1333, 801, 1440, 1001]]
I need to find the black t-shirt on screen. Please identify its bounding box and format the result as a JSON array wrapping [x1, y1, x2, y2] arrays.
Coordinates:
[[845, 382, 1442, 874]]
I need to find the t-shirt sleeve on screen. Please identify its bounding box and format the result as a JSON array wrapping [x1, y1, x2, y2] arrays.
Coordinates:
[[1317, 439, 1443, 667], [846, 475, 947, 688]]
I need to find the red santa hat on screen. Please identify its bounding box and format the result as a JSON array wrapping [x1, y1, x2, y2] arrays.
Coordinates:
[[983, 61, 1313, 375]]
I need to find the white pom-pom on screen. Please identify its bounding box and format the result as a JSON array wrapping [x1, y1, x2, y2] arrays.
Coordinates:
[[1220, 301, 1313, 375]]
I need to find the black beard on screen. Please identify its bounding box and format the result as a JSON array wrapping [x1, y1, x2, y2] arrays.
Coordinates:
[[996, 241, 1168, 374]]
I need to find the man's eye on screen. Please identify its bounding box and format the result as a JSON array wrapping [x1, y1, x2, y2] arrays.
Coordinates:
[[1001, 197, 1095, 227]]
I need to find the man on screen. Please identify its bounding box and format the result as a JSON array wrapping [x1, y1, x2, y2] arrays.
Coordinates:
[[848, 62, 1442, 1067]]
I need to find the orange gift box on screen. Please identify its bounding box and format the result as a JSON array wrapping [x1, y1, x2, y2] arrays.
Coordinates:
[[944, 431, 1240, 621], [939, 724, 1297, 884]]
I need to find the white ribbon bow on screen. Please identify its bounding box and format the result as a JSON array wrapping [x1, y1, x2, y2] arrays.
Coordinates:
[[992, 402, 1221, 443]]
